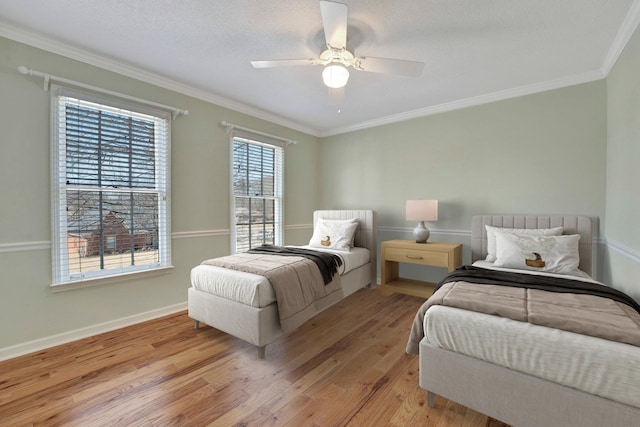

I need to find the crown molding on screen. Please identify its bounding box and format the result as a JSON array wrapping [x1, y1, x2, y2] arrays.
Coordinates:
[[320, 0, 640, 139], [3, 3, 638, 140], [0, 20, 320, 137], [318, 69, 606, 137], [601, 0, 640, 75]]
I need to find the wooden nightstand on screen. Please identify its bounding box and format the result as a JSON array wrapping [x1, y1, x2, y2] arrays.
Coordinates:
[[380, 240, 462, 299]]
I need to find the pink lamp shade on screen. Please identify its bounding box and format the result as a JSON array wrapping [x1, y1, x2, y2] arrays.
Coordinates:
[[406, 200, 438, 221], [406, 200, 438, 243]]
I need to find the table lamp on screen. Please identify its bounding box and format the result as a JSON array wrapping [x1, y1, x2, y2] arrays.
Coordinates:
[[406, 200, 438, 243]]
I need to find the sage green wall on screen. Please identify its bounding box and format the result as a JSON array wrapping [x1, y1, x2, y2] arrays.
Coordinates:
[[2, 25, 637, 353], [0, 37, 320, 350], [320, 82, 608, 279], [604, 23, 640, 302]]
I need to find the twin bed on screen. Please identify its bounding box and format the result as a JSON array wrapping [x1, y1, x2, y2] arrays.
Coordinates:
[[188, 210, 376, 358], [408, 215, 640, 427], [188, 211, 640, 426]]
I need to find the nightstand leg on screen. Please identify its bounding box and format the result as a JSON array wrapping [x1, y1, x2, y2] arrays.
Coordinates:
[[381, 260, 399, 296]]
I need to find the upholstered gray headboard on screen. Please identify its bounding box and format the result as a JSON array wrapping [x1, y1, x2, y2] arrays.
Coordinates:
[[471, 215, 593, 275], [313, 210, 377, 280]]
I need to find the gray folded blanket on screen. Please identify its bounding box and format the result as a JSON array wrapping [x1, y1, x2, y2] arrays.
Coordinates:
[[247, 244, 342, 285]]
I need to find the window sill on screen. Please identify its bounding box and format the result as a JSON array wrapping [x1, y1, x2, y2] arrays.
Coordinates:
[[50, 266, 175, 293]]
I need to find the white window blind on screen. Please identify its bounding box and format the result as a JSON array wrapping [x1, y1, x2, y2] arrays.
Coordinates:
[[51, 86, 171, 286], [231, 131, 284, 253]]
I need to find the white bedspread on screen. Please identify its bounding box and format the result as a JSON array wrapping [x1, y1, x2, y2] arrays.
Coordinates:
[[421, 261, 640, 408], [423, 305, 640, 409], [190, 246, 370, 308]]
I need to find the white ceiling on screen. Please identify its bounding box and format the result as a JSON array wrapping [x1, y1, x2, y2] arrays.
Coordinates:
[[1, 0, 639, 136]]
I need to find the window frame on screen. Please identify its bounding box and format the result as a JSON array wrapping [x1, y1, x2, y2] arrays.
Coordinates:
[[230, 132, 284, 253], [50, 85, 172, 288]]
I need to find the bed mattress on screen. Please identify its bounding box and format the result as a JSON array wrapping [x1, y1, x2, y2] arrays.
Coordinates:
[[190, 246, 370, 308], [423, 304, 640, 408]]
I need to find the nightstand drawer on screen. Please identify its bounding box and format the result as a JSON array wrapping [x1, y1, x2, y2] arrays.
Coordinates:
[[385, 247, 449, 267]]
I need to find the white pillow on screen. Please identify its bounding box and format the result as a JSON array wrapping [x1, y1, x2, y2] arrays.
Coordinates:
[[493, 231, 581, 274], [309, 218, 359, 251], [320, 218, 359, 246], [484, 225, 564, 262]]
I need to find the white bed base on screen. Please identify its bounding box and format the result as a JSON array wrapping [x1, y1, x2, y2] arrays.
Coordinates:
[[188, 210, 377, 358], [420, 215, 640, 426], [421, 342, 640, 427]]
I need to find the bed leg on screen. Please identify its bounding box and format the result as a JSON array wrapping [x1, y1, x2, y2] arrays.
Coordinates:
[[257, 346, 266, 359], [427, 391, 436, 408], [193, 320, 200, 329]]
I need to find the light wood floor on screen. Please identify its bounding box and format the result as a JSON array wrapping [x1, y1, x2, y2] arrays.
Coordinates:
[[0, 288, 509, 426]]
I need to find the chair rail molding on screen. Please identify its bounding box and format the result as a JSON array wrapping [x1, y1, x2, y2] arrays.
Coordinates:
[[171, 229, 229, 239], [3, 230, 635, 268], [377, 226, 471, 238], [605, 237, 640, 264], [0, 241, 51, 253]]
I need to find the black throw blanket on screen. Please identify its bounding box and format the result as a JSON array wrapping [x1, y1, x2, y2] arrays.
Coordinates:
[[437, 265, 640, 315], [247, 245, 343, 285]]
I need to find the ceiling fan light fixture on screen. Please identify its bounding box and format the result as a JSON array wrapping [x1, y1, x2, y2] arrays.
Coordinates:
[[322, 63, 349, 88]]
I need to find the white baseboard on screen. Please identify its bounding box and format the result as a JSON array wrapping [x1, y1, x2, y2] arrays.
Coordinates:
[[0, 302, 188, 362]]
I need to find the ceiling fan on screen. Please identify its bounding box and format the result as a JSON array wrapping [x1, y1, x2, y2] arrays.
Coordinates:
[[250, 0, 425, 96]]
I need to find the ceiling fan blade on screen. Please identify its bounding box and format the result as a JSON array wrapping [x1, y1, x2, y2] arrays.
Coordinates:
[[320, 1, 347, 49], [355, 57, 425, 77], [251, 59, 318, 68]]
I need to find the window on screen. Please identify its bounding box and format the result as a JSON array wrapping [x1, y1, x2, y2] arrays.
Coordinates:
[[51, 86, 171, 286], [231, 132, 284, 253]]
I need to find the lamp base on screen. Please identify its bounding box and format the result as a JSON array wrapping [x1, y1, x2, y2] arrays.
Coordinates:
[[413, 221, 430, 243]]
